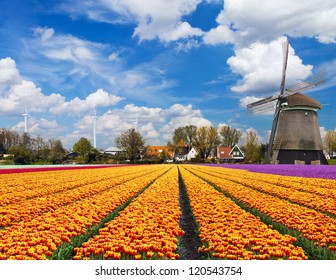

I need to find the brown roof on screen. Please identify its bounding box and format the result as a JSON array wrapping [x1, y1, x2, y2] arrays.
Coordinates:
[[146, 146, 174, 157], [287, 93, 322, 109], [217, 147, 233, 159]]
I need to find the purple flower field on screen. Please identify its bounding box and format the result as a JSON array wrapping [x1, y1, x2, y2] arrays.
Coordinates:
[[204, 164, 336, 180]]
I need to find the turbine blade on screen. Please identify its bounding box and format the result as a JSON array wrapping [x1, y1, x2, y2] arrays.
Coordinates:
[[23, 99, 28, 114]]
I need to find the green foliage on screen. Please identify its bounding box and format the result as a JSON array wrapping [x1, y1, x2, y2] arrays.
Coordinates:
[[193, 126, 220, 159], [72, 137, 93, 163], [1, 128, 67, 165], [242, 131, 260, 163], [48, 139, 66, 164], [323, 130, 336, 157], [172, 125, 197, 149], [8, 145, 31, 164], [328, 159, 336, 165], [219, 125, 243, 147], [115, 128, 146, 162]]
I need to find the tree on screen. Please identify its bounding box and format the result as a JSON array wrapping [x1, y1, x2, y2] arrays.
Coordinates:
[[193, 126, 220, 159], [324, 130, 336, 157], [8, 145, 31, 164], [49, 139, 66, 163], [184, 125, 197, 149], [172, 125, 197, 149], [259, 143, 268, 163], [243, 130, 260, 163], [73, 137, 93, 163], [219, 125, 242, 147], [115, 128, 145, 162]]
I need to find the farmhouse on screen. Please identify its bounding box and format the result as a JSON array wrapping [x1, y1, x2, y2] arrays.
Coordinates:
[[104, 147, 124, 156], [145, 146, 174, 159], [187, 147, 198, 161], [174, 140, 189, 162], [217, 144, 245, 163]]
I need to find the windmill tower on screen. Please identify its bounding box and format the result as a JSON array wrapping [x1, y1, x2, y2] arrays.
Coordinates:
[[22, 100, 31, 133], [91, 109, 100, 149], [133, 116, 139, 131], [247, 39, 327, 165]]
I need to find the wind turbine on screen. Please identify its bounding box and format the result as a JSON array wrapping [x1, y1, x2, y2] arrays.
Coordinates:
[[22, 100, 31, 133], [91, 109, 101, 149], [133, 116, 138, 131]]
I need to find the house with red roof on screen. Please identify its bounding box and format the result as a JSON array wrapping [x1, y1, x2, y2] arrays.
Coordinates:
[[217, 144, 245, 163]]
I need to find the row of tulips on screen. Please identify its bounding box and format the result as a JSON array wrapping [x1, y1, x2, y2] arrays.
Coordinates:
[[0, 165, 171, 259], [0, 165, 150, 206], [185, 165, 336, 251], [211, 164, 336, 180], [74, 166, 184, 260], [206, 165, 336, 193], [194, 166, 336, 216], [179, 166, 308, 260], [250, 173, 336, 197], [0, 166, 160, 229]]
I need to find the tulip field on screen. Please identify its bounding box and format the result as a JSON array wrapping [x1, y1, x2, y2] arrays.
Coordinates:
[[0, 164, 335, 260]]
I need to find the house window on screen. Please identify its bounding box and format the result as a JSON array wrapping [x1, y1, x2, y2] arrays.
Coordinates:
[[221, 151, 224, 154]]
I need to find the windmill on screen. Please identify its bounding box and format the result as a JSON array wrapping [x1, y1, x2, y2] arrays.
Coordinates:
[[247, 39, 327, 165], [91, 109, 101, 149], [22, 99, 31, 133]]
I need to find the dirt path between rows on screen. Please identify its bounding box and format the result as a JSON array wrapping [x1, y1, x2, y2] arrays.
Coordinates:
[[178, 169, 203, 260]]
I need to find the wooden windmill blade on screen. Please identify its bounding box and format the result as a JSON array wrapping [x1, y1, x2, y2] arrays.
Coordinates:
[[247, 95, 278, 109], [279, 39, 289, 96], [265, 103, 281, 163], [265, 39, 290, 163], [284, 68, 326, 96]]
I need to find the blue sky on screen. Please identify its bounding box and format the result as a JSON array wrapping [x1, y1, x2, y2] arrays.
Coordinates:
[[0, 0, 335, 149]]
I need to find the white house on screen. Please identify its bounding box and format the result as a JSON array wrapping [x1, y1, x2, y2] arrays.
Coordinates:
[[187, 148, 198, 161], [105, 146, 123, 156]]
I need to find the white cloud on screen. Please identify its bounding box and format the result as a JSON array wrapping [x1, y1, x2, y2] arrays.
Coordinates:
[[69, 103, 213, 148], [11, 117, 63, 135], [0, 57, 22, 92], [34, 27, 55, 43], [205, 0, 336, 46], [33, 27, 102, 64], [27, 27, 178, 104], [227, 37, 313, 94], [203, 24, 236, 45], [62, 0, 204, 43], [0, 57, 124, 117], [50, 89, 124, 115]]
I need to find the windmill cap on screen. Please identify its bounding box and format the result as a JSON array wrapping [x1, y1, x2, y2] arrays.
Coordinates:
[[287, 93, 322, 109]]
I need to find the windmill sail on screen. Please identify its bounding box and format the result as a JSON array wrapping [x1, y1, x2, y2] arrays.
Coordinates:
[[284, 69, 326, 95], [279, 40, 289, 96], [265, 40, 289, 163], [247, 96, 277, 109]]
